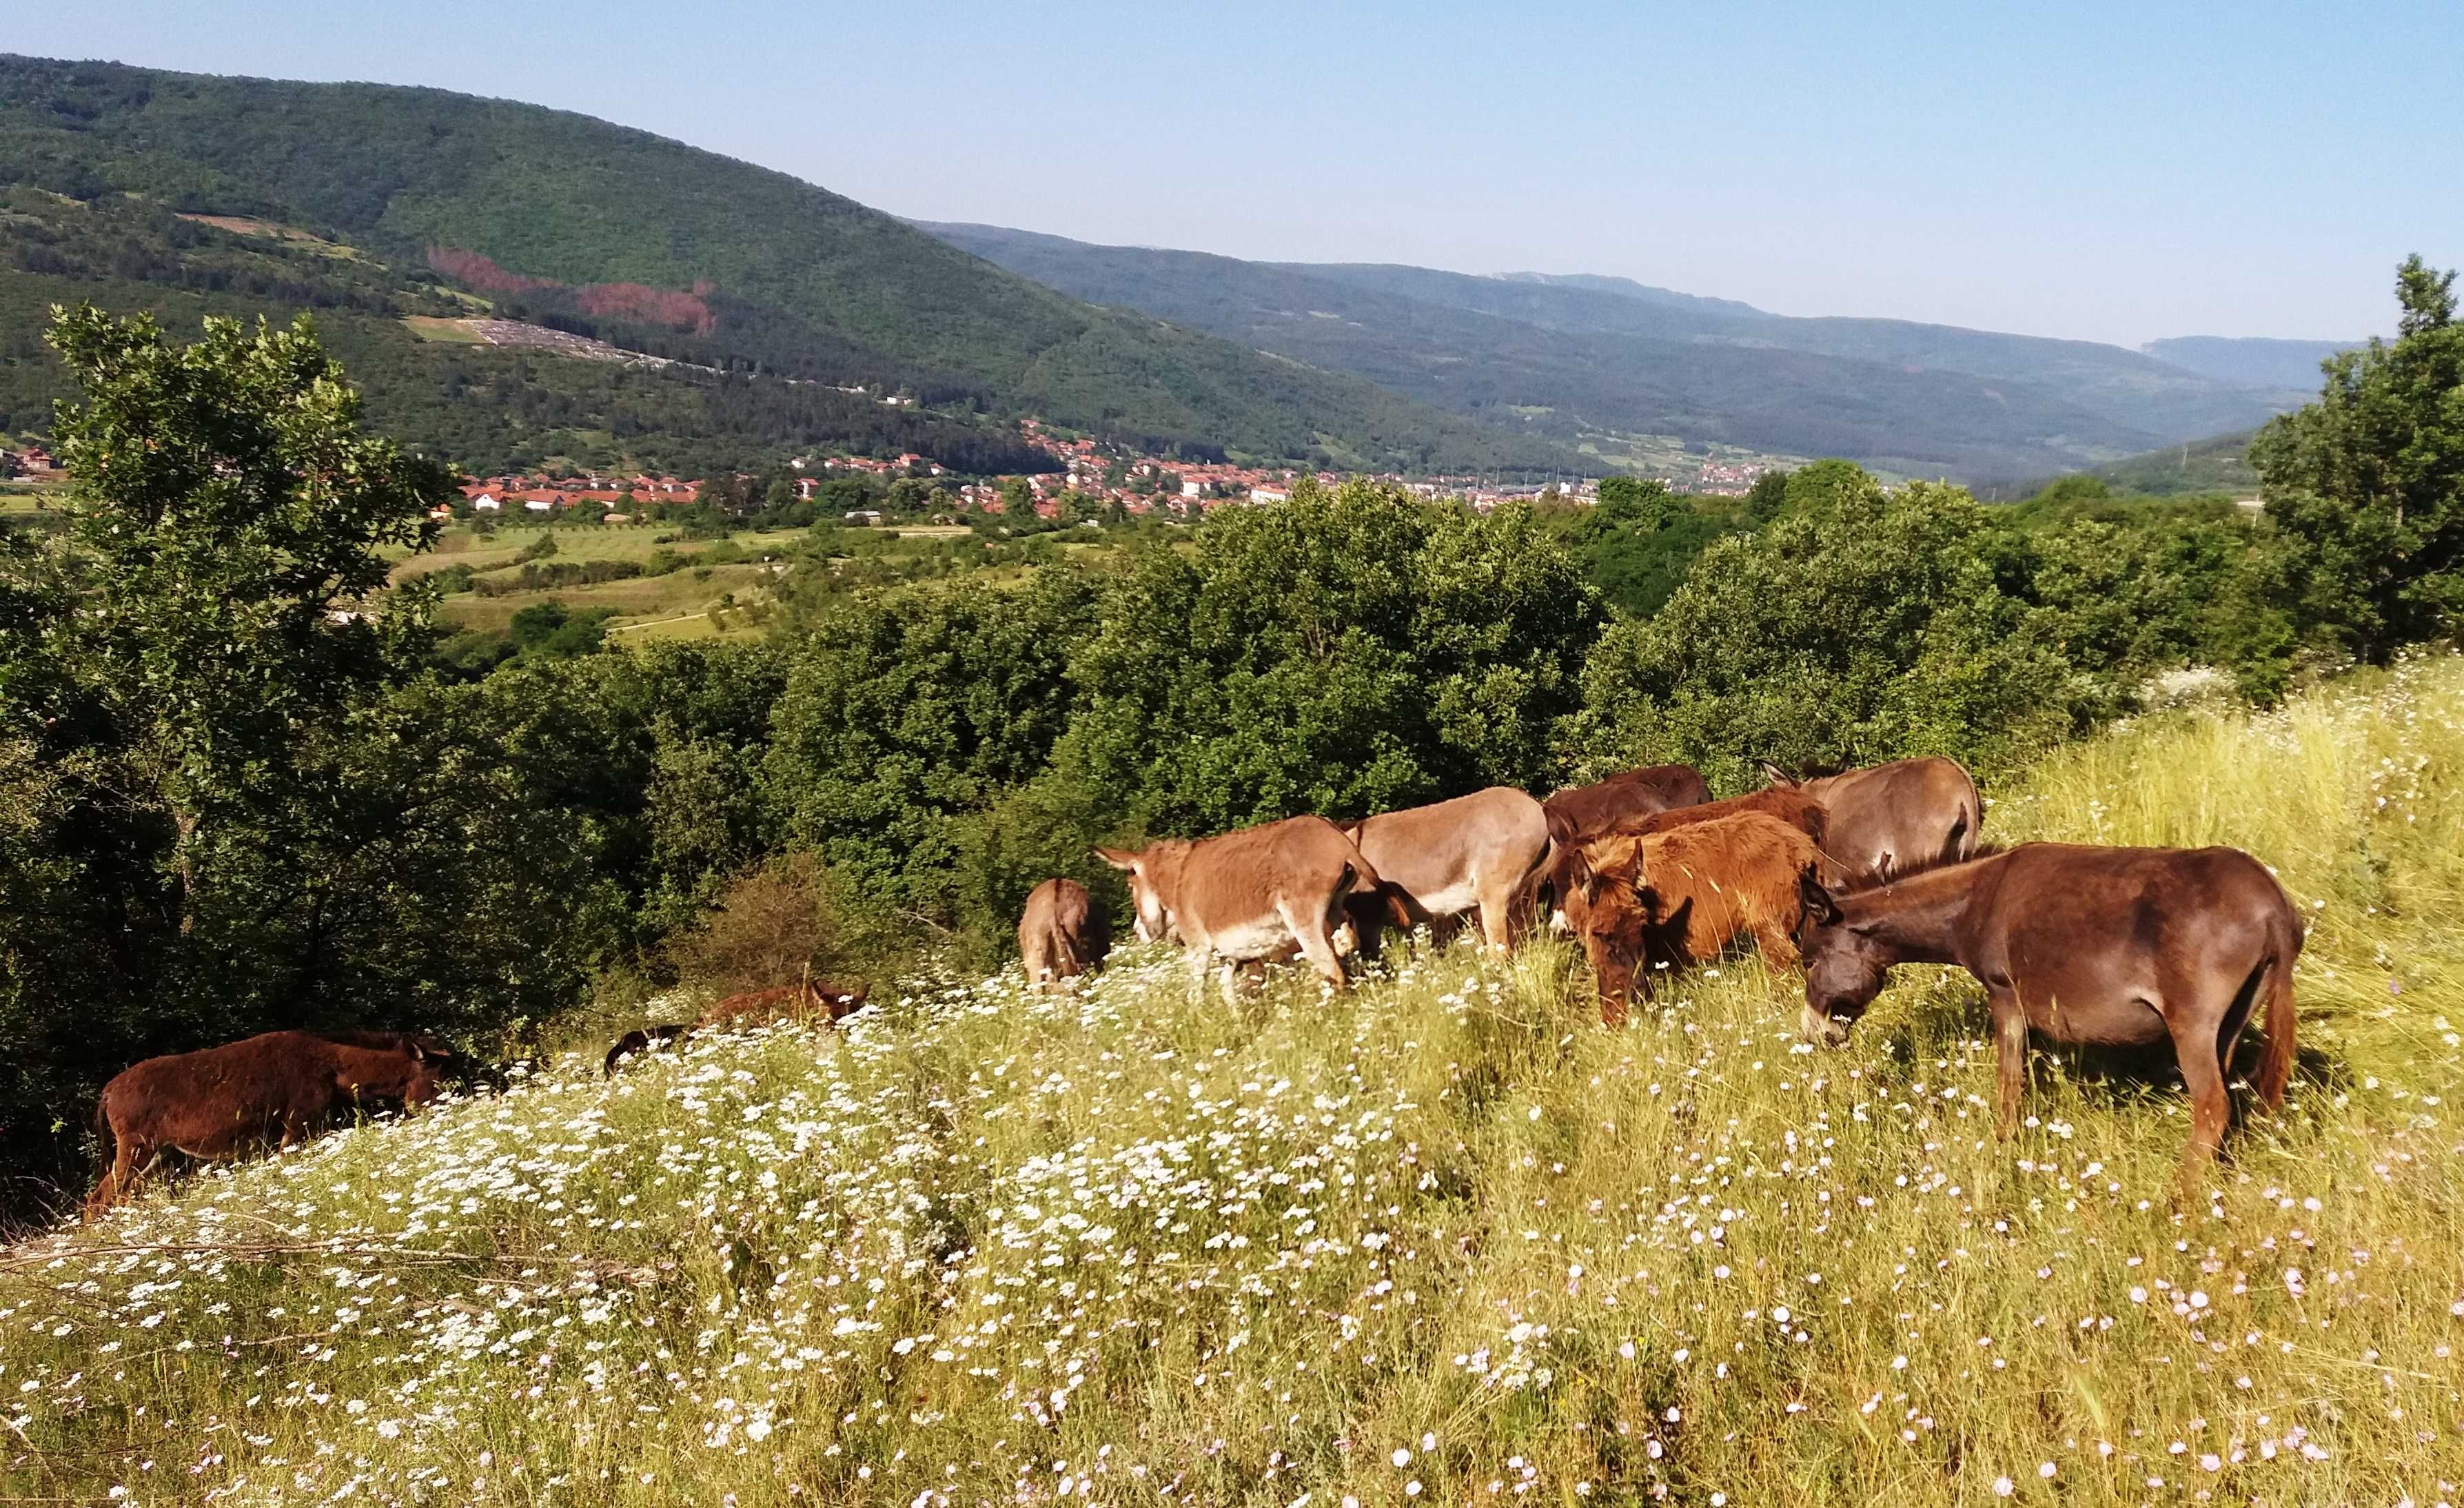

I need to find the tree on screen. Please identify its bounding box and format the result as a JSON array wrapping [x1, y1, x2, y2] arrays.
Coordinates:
[[764, 568, 1101, 932], [1574, 481, 2087, 791], [0, 308, 462, 1196], [2252, 256, 2464, 659], [34, 308, 446, 928], [1565, 476, 1742, 618], [1052, 479, 1604, 835], [1742, 467, 1791, 524]]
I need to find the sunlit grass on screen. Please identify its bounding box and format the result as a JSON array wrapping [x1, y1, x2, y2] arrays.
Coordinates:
[[5, 658, 2462, 1505]]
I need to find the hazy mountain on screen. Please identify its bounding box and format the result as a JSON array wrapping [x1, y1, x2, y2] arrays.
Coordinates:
[[2141, 336, 2361, 394], [0, 56, 1571, 473], [923, 222, 2310, 480]]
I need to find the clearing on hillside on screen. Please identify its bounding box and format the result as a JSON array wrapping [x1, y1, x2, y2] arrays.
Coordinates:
[[4, 656, 2461, 1504]]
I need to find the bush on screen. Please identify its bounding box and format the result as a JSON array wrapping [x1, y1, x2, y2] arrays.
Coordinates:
[[662, 853, 879, 999], [1575, 480, 2090, 789]]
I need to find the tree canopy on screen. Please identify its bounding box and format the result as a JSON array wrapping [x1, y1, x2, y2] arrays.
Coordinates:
[[2253, 256, 2464, 659]]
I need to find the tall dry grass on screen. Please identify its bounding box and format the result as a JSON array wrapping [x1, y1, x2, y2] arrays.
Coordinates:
[[3, 657, 2461, 1505]]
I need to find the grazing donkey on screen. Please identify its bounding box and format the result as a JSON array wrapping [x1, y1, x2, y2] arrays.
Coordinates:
[[1796, 843, 2300, 1173], [1762, 756, 1980, 887], [1096, 815, 1378, 1001], [1344, 786, 1550, 952], [1563, 811, 1830, 1023], [1019, 877, 1111, 990], [90, 1030, 456, 1216], [604, 976, 867, 1075]]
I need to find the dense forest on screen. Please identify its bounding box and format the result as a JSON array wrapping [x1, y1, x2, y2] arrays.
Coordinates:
[[1, 256, 2456, 1218], [0, 54, 1574, 474]]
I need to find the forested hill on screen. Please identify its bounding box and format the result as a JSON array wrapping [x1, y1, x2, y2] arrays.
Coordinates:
[[0, 56, 1569, 473], [922, 221, 2311, 480]]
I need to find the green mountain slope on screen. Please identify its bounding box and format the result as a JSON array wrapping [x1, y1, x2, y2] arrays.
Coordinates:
[[0, 55, 1568, 473], [922, 221, 2307, 479]]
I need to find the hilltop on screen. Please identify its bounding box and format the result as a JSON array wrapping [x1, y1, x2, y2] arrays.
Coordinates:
[[0, 56, 1569, 475], [6, 654, 2461, 1504], [921, 221, 2310, 481]]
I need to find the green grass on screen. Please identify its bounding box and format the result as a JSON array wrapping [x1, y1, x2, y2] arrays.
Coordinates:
[[5, 657, 2463, 1504], [401, 315, 492, 344]]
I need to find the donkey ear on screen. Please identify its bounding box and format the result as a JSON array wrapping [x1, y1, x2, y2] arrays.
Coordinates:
[[1761, 761, 1795, 788], [1565, 848, 1598, 905], [1092, 846, 1138, 872], [1798, 865, 1844, 926]]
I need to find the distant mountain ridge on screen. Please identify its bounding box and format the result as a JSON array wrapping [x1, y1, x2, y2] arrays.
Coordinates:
[[0, 55, 1567, 473], [2141, 336, 2364, 394], [1494, 270, 1766, 319], [923, 221, 2314, 480]]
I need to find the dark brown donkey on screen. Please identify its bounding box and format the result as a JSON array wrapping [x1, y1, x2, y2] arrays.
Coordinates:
[[90, 1030, 456, 1216], [1345, 786, 1550, 951], [1019, 877, 1111, 990], [1542, 764, 1710, 848], [1762, 756, 1979, 887], [1796, 844, 2301, 1172], [1097, 815, 1378, 1001], [605, 977, 868, 1075]]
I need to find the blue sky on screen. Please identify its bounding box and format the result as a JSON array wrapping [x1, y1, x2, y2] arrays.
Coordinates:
[[18, 2, 2459, 345]]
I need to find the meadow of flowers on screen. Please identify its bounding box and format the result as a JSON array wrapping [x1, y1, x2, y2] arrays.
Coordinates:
[[5, 655, 2463, 1506]]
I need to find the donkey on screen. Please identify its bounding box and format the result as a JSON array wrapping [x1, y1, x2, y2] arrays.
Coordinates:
[[1795, 843, 2301, 1173], [1542, 786, 1827, 934], [90, 1030, 456, 1216], [1096, 815, 1379, 1001], [605, 975, 867, 1075], [1562, 812, 1829, 1023], [1762, 756, 1979, 887], [1344, 786, 1550, 952], [1019, 877, 1111, 990]]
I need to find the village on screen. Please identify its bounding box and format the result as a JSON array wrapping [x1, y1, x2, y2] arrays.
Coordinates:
[[5, 425, 1789, 527], [422, 420, 1627, 527]]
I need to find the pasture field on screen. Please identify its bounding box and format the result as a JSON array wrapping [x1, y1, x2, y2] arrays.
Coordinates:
[[5, 658, 2463, 1505], [389, 525, 807, 637]]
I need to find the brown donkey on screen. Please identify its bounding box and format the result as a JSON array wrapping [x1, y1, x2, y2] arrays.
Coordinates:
[[1796, 843, 2300, 1172], [1345, 786, 1550, 952], [1565, 812, 1829, 1023], [1096, 815, 1378, 1001], [1763, 756, 1979, 887], [605, 976, 867, 1075], [90, 1030, 456, 1216], [1019, 877, 1111, 990]]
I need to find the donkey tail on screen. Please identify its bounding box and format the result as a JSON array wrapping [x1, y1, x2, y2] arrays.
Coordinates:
[[2252, 925, 2301, 1112]]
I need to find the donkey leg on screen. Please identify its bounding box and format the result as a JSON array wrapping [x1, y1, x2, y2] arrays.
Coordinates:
[[1752, 918, 1802, 972], [1283, 902, 1350, 991], [85, 1134, 143, 1219], [1988, 988, 2028, 1138], [2168, 1005, 2230, 1176]]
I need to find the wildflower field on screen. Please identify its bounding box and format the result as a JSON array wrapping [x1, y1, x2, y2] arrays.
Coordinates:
[[6, 658, 2464, 1507]]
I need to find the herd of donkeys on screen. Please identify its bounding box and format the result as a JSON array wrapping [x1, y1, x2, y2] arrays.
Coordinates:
[[77, 757, 2302, 1219]]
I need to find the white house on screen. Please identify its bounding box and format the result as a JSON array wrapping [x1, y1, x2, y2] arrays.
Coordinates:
[[470, 493, 502, 511], [1248, 485, 1290, 504]]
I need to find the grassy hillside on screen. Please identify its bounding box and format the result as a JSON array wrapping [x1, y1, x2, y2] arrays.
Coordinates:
[[923, 222, 2304, 480], [0, 57, 1569, 473], [1975, 430, 2266, 504], [6, 654, 2461, 1503]]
